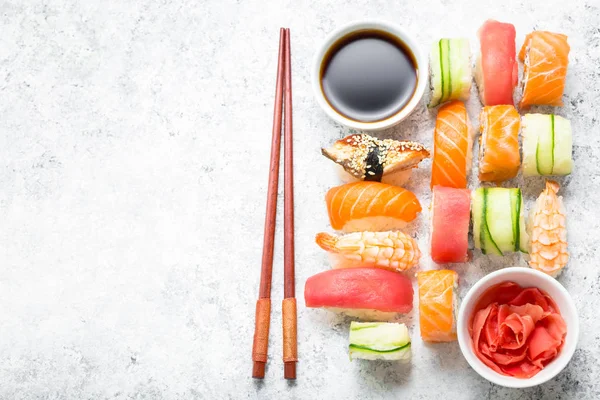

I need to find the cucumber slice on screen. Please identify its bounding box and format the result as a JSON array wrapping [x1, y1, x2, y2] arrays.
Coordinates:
[[536, 115, 554, 175], [552, 115, 573, 175], [449, 38, 472, 102], [443, 39, 452, 102], [486, 188, 514, 254], [472, 189, 483, 250], [349, 322, 411, 361], [428, 38, 471, 107], [519, 197, 530, 254], [510, 189, 521, 252], [522, 114, 541, 176], [472, 188, 501, 255]]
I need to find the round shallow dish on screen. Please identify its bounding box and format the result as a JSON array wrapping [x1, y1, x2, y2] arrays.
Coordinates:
[[457, 267, 579, 388], [312, 20, 427, 131]]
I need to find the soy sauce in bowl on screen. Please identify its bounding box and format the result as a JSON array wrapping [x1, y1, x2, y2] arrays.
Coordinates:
[[320, 29, 418, 123]]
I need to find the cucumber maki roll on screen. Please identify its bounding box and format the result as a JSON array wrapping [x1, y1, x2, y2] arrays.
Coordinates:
[[522, 114, 573, 177], [429, 38, 472, 108], [348, 322, 411, 362], [472, 188, 529, 255]]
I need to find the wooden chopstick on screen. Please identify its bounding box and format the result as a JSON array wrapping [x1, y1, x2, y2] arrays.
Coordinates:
[[282, 27, 297, 380], [252, 28, 286, 380]]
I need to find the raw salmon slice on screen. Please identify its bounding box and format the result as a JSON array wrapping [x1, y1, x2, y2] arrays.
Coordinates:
[[417, 269, 458, 342], [430, 100, 473, 189], [519, 31, 570, 108], [478, 105, 521, 182], [325, 181, 421, 232]]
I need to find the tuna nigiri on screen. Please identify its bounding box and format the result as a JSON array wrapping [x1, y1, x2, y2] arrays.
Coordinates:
[[326, 181, 422, 232], [519, 31, 570, 108], [315, 231, 421, 271], [430, 186, 470, 264], [475, 20, 518, 106], [304, 268, 414, 321], [529, 181, 568, 277], [417, 270, 458, 342], [430, 100, 473, 189], [478, 105, 521, 182], [321, 134, 430, 187]]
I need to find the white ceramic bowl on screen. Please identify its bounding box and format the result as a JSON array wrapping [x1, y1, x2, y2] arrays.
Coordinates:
[[311, 20, 428, 131], [457, 267, 579, 388]]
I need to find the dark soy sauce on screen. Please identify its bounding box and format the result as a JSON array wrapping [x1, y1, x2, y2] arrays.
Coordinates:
[[320, 30, 418, 123]]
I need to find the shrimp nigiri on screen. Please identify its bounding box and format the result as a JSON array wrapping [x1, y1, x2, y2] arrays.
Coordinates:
[[529, 180, 568, 277], [315, 231, 421, 272]]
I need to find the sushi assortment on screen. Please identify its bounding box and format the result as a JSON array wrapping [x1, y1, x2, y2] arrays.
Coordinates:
[[303, 19, 573, 371]]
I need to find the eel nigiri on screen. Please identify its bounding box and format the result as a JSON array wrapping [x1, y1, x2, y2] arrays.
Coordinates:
[[430, 186, 470, 264], [304, 267, 413, 321], [522, 114, 573, 177], [428, 38, 472, 107], [326, 181, 422, 232], [519, 31, 570, 108], [472, 187, 529, 255], [315, 231, 421, 271], [430, 100, 473, 189], [417, 270, 458, 342], [478, 105, 521, 182], [529, 180, 568, 277], [321, 134, 430, 187], [349, 322, 411, 362], [475, 20, 518, 106]]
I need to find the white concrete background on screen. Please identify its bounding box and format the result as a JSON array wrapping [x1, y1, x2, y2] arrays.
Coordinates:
[[1, 0, 599, 399]]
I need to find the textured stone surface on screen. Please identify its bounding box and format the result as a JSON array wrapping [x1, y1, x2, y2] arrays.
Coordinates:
[[1, 0, 599, 398]]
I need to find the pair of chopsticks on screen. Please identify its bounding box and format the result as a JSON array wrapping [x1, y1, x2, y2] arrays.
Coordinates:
[[252, 28, 297, 380]]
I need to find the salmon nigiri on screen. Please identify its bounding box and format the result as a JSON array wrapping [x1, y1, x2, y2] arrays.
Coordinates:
[[475, 20, 518, 106], [326, 181, 421, 232], [316, 231, 421, 271], [430, 100, 473, 189], [304, 268, 414, 321], [417, 270, 458, 342], [519, 31, 570, 108], [478, 105, 521, 182]]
